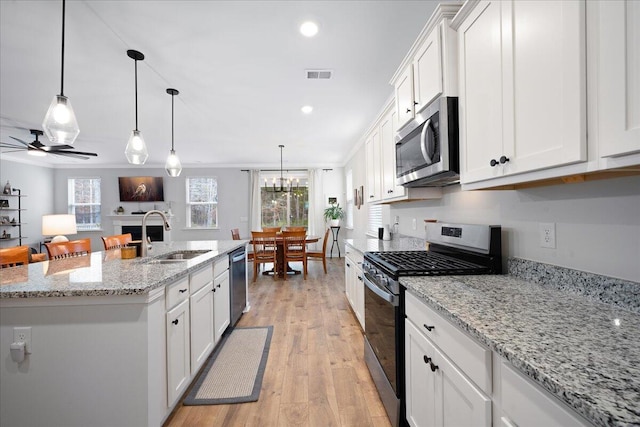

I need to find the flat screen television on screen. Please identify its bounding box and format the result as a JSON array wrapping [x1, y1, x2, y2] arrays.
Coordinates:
[[118, 176, 164, 202]]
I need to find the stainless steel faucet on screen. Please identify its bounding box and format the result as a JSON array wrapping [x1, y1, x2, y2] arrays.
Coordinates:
[[141, 210, 171, 257]]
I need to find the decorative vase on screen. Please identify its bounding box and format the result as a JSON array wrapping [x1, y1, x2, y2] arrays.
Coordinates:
[[3, 181, 11, 195]]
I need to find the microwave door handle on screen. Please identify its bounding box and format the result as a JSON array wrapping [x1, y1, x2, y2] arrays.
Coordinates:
[[420, 118, 433, 164]]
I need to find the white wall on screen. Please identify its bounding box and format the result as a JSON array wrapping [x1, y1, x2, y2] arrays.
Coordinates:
[[0, 159, 55, 251]]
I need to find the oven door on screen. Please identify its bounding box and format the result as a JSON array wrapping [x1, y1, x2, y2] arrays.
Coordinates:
[[363, 271, 404, 426]]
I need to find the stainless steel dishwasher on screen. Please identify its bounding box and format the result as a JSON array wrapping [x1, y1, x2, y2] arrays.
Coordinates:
[[229, 246, 247, 327]]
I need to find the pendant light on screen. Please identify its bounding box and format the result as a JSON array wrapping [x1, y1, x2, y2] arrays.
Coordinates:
[[264, 145, 298, 193], [42, 0, 80, 145], [165, 88, 182, 177], [124, 49, 149, 165]]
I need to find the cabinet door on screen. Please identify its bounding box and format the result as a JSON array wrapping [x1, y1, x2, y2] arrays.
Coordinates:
[[595, 0, 640, 159], [353, 264, 365, 330], [458, 0, 505, 184], [344, 258, 354, 305], [505, 0, 586, 175], [190, 282, 214, 374], [380, 110, 397, 198], [213, 270, 230, 343], [365, 132, 382, 202], [166, 298, 190, 405], [413, 24, 442, 112], [396, 65, 415, 130], [406, 320, 437, 427]]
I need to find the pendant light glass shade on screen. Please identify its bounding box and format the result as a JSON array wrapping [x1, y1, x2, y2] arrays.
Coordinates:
[[165, 88, 182, 177], [125, 129, 148, 165], [125, 49, 148, 165], [165, 149, 182, 177], [43, 0, 79, 145]]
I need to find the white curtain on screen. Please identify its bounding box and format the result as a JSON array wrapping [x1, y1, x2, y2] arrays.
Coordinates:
[[248, 170, 262, 233], [307, 168, 325, 250]]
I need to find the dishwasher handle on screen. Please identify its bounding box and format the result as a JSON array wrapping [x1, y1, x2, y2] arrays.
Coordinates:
[[231, 250, 246, 263]]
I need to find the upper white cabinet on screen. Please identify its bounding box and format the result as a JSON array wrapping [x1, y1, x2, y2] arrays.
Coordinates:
[[392, 3, 461, 131], [590, 0, 640, 166], [456, 0, 587, 185], [365, 130, 382, 202], [380, 108, 407, 199]]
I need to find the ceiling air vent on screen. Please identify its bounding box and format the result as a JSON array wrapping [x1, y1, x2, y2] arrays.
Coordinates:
[[306, 69, 332, 79]]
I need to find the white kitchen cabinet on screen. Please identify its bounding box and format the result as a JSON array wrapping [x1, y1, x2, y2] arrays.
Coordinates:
[[190, 282, 214, 374], [344, 246, 364, 330], [213, 269, 230, 343], [500, 361, 592, 427], [392, 3, 461, 132], [166, 297, 190, 406], [380, 108, 407, 200], [365, 130, 382, 202], [456, 0, 587, 185], [405, 319, 491, 427], [590, 0, 640, 166]]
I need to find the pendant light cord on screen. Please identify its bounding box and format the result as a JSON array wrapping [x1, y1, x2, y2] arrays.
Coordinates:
[[171, 92, 175, 151], [60, 0, 66, 96], [134, 58, 139, 131]]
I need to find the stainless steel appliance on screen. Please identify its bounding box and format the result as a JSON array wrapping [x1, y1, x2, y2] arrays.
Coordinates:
[[229, 246, 247, 327], [395, 96, 459, 187], [362, 222, 501, 426]]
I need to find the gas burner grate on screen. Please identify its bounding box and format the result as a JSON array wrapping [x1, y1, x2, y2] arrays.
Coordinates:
[[367, 251, 490, 277]]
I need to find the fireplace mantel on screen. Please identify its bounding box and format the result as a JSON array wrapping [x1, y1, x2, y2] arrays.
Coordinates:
[[107, 214, 173, 242]]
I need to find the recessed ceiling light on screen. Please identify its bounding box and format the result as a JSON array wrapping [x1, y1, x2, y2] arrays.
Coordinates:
[[300, 21, 318, 37], [301, 105, 313, 114]]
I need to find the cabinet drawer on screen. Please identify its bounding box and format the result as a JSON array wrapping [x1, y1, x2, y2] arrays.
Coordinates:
[[166, 276, 190, 310], [405, 291, 492, 394], [213, 256, 229, 278], [345, 247, 364, 266], [191, 264, 213, 293], [501, 361, 591, 427]]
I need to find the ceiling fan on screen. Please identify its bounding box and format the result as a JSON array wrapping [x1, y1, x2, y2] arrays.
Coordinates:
[[0, 129, 97, 160]]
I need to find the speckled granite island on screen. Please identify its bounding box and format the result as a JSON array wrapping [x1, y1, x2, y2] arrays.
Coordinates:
[[0, 240, 247, 427], [345, 237, 640, 426]]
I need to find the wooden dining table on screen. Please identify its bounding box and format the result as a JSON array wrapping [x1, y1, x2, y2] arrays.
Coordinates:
[[249, 234, 319, 277]]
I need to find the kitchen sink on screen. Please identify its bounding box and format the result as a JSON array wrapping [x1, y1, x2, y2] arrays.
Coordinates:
[[145, 250, 211, 264]]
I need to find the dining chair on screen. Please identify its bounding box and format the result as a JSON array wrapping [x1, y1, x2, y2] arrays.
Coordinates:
[[262, 226, 282, 233], [101, 233, 132, 250], [45, 238, 92, 260], [251, 231, 277, 282], [0, 245, 30, 268], [283, 226, 307, 232], [231, 228, 241, 240], [281, 230, 307, 280], [307, 227, 330, 274]]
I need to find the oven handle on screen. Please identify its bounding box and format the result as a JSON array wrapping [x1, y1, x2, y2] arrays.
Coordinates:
[[363, 272, 399, 306]]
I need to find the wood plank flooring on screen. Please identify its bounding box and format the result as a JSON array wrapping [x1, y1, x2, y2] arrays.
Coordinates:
[[165, 258, 391, 427]]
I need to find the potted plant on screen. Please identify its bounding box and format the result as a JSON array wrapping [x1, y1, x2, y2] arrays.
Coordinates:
[[323, 202, 344, 227]]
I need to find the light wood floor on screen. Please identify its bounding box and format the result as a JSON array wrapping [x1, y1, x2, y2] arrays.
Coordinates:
[[165, 258, 391, 427]]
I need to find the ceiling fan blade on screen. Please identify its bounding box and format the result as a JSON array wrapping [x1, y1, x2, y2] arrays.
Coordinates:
[[1, 149, 28, 153], [53, 150, 98, 157], [9, 136, 30, 147], [43, 144, 74, 151], [49, 151, 92, 160], [0, 142, 27, 150]]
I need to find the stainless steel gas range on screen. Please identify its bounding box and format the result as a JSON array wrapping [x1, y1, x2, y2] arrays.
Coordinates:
[[362, 222, 502, 427]]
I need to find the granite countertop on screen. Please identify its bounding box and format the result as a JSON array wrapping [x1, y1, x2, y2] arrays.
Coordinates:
[[0, 240, 247, 299], [345, 235, 427, 253], [401, 261, 640, 427]]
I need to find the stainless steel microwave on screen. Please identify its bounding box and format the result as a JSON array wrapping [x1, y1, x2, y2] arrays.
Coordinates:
[[395, 96, 459, 187]]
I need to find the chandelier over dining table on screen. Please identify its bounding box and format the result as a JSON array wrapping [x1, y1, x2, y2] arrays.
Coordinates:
[[264, 145, 299, 193]]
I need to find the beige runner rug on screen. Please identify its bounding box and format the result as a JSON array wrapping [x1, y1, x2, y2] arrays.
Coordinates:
[[183, 326, 273, 405]]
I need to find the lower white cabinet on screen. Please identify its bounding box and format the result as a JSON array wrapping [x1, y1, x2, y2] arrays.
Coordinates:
[[213, 269, 230, 343], [405, 319, 491, 427], [166, 298, 190, 406], [190, 282, 214, 374], [344, 247, 364, 330]]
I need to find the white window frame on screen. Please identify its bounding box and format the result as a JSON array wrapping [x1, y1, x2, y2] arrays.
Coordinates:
[[345, 169, 354, 229], [68, 177, 102, 231], [185, 176, 218, 229], [367, 204, 383, 237]]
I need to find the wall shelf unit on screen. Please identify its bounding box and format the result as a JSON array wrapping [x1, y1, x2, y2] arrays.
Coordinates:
[[0, 190, 26, 246]]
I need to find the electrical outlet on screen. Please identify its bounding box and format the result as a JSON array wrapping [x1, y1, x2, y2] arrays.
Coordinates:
[[13, 327, 31, 353], [539, 223, 556, 249], [394, 215, 400, 224], [412, 218, 417, 230]]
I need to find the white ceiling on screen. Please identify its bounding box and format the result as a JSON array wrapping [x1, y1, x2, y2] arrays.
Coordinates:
[[0, 0, 440, 169]]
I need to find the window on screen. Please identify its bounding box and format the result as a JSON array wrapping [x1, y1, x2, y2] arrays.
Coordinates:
[[367, 204, 382, 237], [186, 177, 218, 228], [345, 169, 353, 229], [68, 177, 101, 230], [260, 171, 308, 228]]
